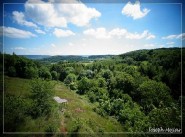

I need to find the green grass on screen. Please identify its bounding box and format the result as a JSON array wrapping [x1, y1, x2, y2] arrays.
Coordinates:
[[54, 83, 124, 133], [5, 76, 31, 97], [4, 76, 125, 136]]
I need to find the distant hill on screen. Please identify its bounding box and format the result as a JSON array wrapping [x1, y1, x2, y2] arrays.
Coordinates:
[[88, 55, 114, 60], [120, 47, 183, 61], [37, 55, 114, 63], [19, 55, 50, 60]]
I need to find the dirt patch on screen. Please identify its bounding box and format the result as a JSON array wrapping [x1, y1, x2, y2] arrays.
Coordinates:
[[60, 121, 67, 133], [74, 108, 84, 113], [60, 126, 67, 133]]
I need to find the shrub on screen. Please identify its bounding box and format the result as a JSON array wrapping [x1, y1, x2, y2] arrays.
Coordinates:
[[29, 79, 54, 118]]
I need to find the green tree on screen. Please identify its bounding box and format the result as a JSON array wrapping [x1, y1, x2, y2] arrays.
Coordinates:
[[101, 69, 113, 80], [59, 67, 74, 81], [123, 66, 138, 77], [97, 77, 107, 88], [98, 99, 111, 116], [110, 98, 125, 116], [25, 66, 38, 79], [51, 71, 58, 80], [39, 67, 52, 80], [137, 80, 173, 113], [123, 57, 134, 65], [148, 104, 181, 128], [77, 77, 91, 94], [59, 70, 67, 81], [7, 66, 16, 77], [77, 70, 86, 80], [64, 73, 76, 85], [119, 102, 150, 132], [15, 57, 27, 78], [29, 79, 54, 118], [4, 94, 27, 131], [69, 82, 77, 90], [114, 72, 135, 94], [88, 87, 108, 102], [85, 69, 94, 79]]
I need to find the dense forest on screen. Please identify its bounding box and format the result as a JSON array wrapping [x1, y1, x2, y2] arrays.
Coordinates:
[[35, 55, 113, 63], [1, 47, 184, 134]]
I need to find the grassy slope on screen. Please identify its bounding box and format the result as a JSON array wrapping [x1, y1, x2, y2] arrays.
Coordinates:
[[4, 76, 125, 135]]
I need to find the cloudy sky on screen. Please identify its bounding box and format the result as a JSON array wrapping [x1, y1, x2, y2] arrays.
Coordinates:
[[1, 0, 185, 55]]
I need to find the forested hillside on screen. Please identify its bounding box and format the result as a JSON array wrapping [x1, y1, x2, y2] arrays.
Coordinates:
[[2, 47, 184, 134], [37, 55, 113, 64]]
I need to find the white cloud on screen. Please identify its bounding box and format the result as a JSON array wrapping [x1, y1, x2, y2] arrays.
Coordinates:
[[146, 34, 156, 39], [12, 11, 37, 28], [25, 0, 67, 27], [162, 35, 177, 39], [166, 42, 174, 45], [0, 26, 36, 38], [53, 28, 75, 37], [68, 42, 74, 46], [14, 47, 26, 50], [25, 0, 101, 27], [35, 29, 46, 34], [125, 30, 155, 40], [83, 27, 155, 40], [51, 43, 56, 48], [122, 1, 150, 20], [83, 28, 110, 39], [55, 2, 101, 27], [109, 28, 127, 38], [162, 33, 185, 40], [144, 43, 170, 49], [177, 33, 185, 40], [144, 44, 155, 48]]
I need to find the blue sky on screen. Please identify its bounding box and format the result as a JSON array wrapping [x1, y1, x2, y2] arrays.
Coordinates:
[[1, 0, 184, 55]]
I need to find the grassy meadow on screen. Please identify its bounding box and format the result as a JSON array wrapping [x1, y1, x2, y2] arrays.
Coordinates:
[[4, 76, 125, 136]]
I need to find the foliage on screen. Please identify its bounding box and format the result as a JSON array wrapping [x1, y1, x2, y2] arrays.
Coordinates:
[[3, 48, 183, 133], [148, 105, 181, 128], [64, 73, 76, 85], [87, 87, 108, 103], [51, 70, 58, 80], [25, 66, 38, 79], [29, 79, 54, 118], [114, 72, 135, 94], [39, 66, 52, 80], [118, 102, 150, 132], [7, 66, 16, 77], [97, 77, 107, 88], [137, 80, 173, 113], [4, 54, 39, 78], [101, 69, 113, 80], [77, 77, 91, 94], [4, 94, 28, 131]]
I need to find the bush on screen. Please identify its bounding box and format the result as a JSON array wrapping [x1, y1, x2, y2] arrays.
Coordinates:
[[64, 73, 76, 85], [148, 105, 181, 128], [114, 72, 135, 94], [137, 80, 173, 113], [45, 124, 58, 134], [87, 91, 97, 103], [69, 82, 77, 90], [29, 79, 54, 118], [39, 67, 52, 80], [4, 94, 28, 131], [70, 118, 82, 132], [77, 77, 91, 94], [7, 66, 16, 77], [51, 71, 58, 80], [25, 66, 38, 79]]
